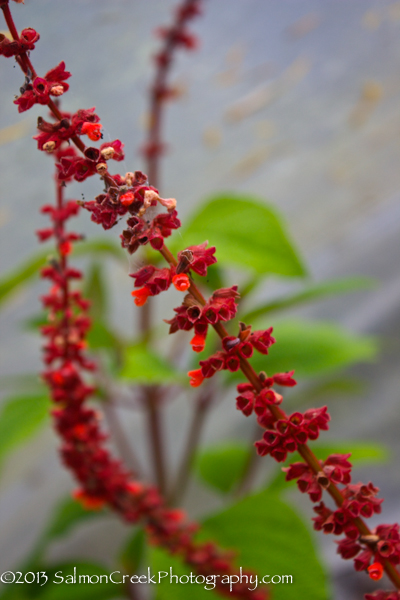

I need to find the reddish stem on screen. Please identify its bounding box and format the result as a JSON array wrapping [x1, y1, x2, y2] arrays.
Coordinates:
[[145, 0, 200, 187]]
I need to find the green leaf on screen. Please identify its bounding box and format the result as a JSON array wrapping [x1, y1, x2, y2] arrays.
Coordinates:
[[119, 528, 146, 573], [73, 238, 125, 263], [172, 194, 306, 277], [293, 376, 365, 404], [119, 344, 182, 384], [0, 395, 50, 470], [267, 441, 388, 494], [195, 443, 249, 494], [242, 276, 376, 322], [241, 319, 378, 378], [86, 321, 121, 352], [0, 239, 124, 309], [44, 497, 107, 543], [0, 374, 45, 394], [23, 313, 48, 331], [83, 263, 108, 321], [201, 489, 329, 600], [314, 441, 389, 463], [0, 251, 48, 307], [199, 263, 226, 292], [149, 546, 220, 600]]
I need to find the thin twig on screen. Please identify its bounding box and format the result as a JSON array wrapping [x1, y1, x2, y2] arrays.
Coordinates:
[[168, 384, 215, 506], [144, 385, 167, 495], [233, 422, 263, 498], [103, 400, 143, 476]]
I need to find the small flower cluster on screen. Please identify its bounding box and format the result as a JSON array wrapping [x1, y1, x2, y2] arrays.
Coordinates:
[[121, 203, 180, 249], [15, 61, 70, 112], [142, 0, 202, 159], [254, 406, 330, 462], [235, 368, 295, 417], [283, 453, 352, 502], [0, 27, 39, 57]]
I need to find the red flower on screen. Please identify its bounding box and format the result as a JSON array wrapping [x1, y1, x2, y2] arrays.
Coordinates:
[[236, 390, 256, 416], [73, 489, 106, 511], [59, 241, 72, 256], [81, 122, 103, 141], [172, 273, 190, 291], [250, 328, 276, 354], [273, 370, 297, 387], [177, 242, 217, 276], [100, 139, 124, 161], [120, 192, 134, 207], [368, 562, 384, 581], [187, 369, 204, 388], [190, 333, 206, 353], [131, 287, 151, 306]]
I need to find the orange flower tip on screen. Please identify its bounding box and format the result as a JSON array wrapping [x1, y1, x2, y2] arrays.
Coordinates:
[[187, 369, 204, 387], [368, 562, 384, 581], [190, 333, 206, 353], [172, 273, 190, 292], [81, 122, 103, 141], [131, 287, 151, 306], [72, 489, 106, 511], [59, 241, 72, 256], [120, 192, 135, 207]]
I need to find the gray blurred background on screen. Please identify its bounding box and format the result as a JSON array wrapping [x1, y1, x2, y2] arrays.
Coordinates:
[[1, 1, 400, 598]]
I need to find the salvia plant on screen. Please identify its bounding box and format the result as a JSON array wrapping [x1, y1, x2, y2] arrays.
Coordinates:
[[0, 1, 398, 600]]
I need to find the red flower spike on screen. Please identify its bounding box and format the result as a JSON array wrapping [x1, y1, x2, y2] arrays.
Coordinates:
[[368, 562, 384, 581], [172, 273, 190, 291], [190, 333, 206, 353], [120, 192, 134, 207], [131, 287, 151, 307], [81, 122, 103, 141], [188, 369, 204, 388]]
